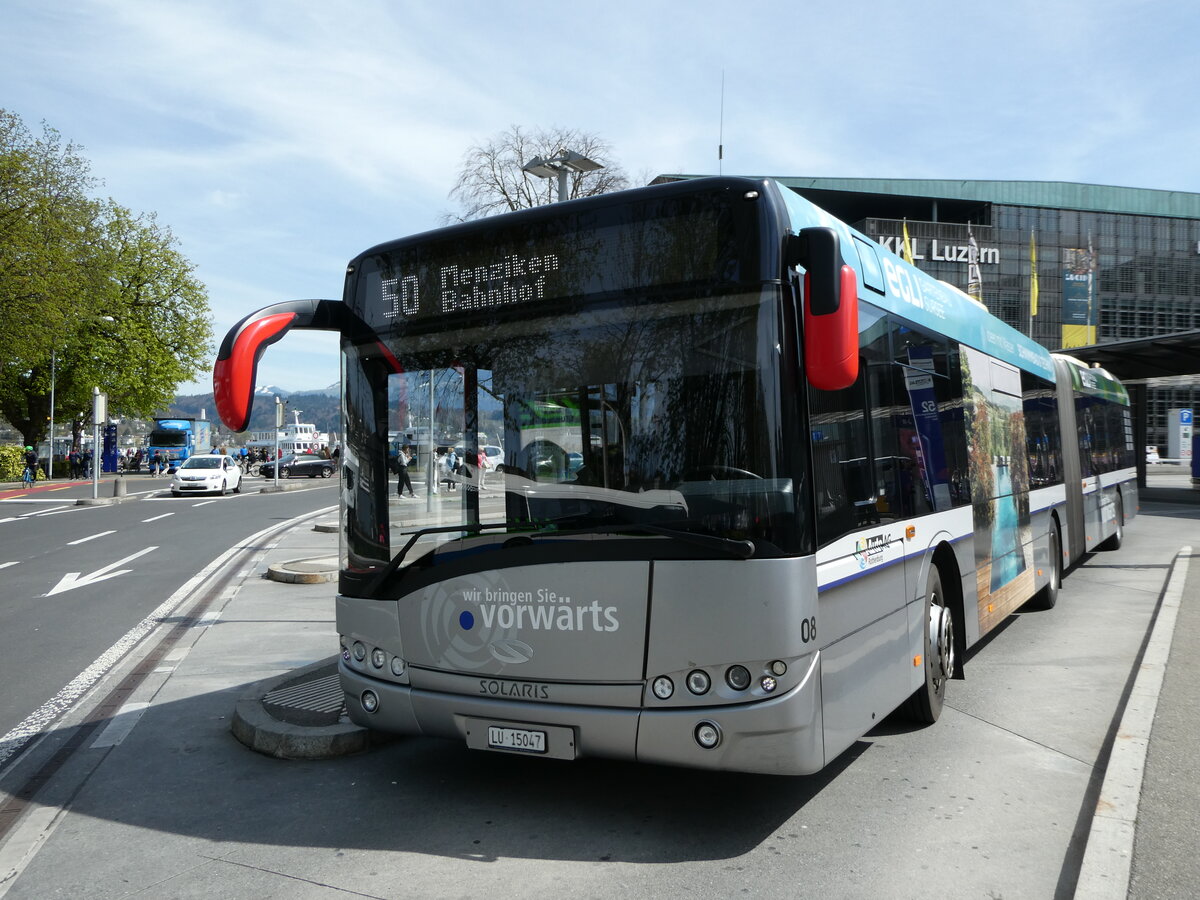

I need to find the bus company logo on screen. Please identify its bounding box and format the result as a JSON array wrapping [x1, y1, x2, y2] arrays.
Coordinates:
[[488, 639, 535, 665], [853, 533, 891, 570], [458, 587, 620, 634]]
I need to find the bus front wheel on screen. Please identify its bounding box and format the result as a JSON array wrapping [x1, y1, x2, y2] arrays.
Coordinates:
[[905, 565, 952, 724]]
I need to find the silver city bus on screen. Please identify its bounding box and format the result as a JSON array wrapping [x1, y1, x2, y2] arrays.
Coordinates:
[[213, 176, 1135, 775]]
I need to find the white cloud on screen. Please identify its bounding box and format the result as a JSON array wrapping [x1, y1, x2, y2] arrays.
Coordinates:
[[5, 0, 1200, 401]]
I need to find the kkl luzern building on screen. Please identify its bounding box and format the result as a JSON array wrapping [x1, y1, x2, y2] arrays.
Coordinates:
[[659, 177, 1200, 452]]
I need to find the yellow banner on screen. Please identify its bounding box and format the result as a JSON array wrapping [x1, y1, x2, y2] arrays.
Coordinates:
[[1061, 324, 1097, 348]]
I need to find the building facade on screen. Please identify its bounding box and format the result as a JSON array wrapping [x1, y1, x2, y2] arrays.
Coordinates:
[[663, 177, 1200, 452]]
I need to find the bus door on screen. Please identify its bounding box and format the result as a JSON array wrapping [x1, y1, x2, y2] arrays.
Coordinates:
[[811, 304, 914, 753]]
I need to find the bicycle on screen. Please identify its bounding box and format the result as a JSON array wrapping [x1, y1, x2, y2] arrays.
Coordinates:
[[22, 466, 35, 487]]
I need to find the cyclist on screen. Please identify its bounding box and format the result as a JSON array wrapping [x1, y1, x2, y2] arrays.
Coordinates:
[[23, 446, 38, 486]]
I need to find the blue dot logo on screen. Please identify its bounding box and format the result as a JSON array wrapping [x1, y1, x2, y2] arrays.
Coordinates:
[[459, 610, 475, 630]]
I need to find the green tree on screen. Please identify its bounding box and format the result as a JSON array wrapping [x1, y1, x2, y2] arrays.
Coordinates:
[[0, 110, 213, 451], [446, 125, 630, 222]]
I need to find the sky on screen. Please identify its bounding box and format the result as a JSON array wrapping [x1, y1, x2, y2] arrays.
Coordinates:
[[5, 0, 1198, 398]]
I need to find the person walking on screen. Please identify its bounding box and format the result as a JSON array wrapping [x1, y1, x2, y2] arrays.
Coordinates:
[[396, 445, 415, 497]]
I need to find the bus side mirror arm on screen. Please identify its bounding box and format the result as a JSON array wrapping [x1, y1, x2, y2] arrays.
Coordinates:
[[213, 298, 349, 433], [787, 227, 859, 392]]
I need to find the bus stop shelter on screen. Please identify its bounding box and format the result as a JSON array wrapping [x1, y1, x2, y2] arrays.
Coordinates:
[[1066, 329, 1200, 488]]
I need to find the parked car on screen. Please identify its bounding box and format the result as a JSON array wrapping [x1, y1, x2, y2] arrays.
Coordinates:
[[259, 453, 336, 479], [169, 453, 242, 496]]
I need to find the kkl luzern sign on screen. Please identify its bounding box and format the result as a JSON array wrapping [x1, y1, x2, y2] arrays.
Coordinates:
[[876, 236, 1000, 264]]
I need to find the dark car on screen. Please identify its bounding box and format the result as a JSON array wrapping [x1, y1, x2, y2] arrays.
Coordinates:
[[259, 453, 335, 479]]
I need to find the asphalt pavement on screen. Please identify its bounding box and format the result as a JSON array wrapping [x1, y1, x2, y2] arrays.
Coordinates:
[[0, 469, 1196, 898]]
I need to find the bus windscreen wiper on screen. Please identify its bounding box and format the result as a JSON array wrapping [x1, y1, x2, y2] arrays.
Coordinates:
[[371, 517, 755, 594], [539, 518, 756, 559]]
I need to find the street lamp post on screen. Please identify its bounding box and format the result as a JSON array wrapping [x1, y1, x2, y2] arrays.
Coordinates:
[[521, 148, 604, 203], [48, 351, 55, 480], [273, 396, 283, 488]]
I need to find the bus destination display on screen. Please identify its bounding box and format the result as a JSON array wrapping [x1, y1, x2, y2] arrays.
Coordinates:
[[358, 200, 738, 327]]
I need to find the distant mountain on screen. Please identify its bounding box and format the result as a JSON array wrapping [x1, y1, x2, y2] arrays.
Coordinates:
[[164, 387, 341, 436]]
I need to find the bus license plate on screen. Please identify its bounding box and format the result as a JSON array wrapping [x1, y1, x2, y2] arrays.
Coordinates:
[[487, 726, 546, 754]]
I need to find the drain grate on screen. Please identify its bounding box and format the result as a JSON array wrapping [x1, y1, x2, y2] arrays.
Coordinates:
[[263, 673, 345, 715]]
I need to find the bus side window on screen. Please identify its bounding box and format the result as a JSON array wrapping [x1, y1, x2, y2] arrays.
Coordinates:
[[810, 302, 891, 546]]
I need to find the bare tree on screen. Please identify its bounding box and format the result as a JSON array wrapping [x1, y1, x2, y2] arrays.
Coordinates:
[[445, 125, 631, 222]]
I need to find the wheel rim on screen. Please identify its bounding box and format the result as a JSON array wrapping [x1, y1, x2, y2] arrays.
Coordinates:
[[928, 597, 955, 680]]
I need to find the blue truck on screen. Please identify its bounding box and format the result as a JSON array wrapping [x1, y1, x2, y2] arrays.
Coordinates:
[[146, 418, 215, 471]]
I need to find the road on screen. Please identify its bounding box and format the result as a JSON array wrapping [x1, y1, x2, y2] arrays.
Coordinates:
[[0, 476, 1196, 898], [0, 473, 337, 759]]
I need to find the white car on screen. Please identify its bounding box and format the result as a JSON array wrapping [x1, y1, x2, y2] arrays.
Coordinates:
[[170, 453, 243, 496]]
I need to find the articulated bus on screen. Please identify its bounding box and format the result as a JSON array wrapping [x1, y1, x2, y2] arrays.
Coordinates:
[[213, 177, 1135, 776]]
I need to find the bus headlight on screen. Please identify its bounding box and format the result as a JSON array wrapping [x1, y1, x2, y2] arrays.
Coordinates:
[[352, 641, 366, 662], [360, 690, 379, 713], [390, 656, 406, 677], [370, 648, 386, 669], [652, 676, 674, 700]]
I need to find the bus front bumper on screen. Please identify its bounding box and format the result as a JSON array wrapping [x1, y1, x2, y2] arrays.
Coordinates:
[[338, 657, 825, 776]]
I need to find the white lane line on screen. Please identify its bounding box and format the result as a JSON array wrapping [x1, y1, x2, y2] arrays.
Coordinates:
[[66, 530, 116, 545], [191, 500, 218, 507], [141, 513, 174, 523], [0, 561, 18, 571], [66, 532, 115, 547]]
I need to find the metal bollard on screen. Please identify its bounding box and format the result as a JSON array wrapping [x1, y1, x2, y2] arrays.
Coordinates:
[[112, 475, 127, 497]]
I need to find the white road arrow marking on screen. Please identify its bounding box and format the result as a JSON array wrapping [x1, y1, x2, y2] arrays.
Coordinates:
[[46, 546, 158, 596]]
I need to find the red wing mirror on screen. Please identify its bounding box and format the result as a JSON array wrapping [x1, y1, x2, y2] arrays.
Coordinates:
[[789, 227, 859, 391]]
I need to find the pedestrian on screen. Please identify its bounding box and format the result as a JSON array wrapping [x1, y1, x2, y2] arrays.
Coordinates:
[[442, 448, 458, 491], [69, 448, 81, 479], [396, 445, 415, 497], [470, 451, 484, 494]]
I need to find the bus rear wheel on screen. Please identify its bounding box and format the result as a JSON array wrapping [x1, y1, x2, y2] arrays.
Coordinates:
[[905, 565, 952, 724], [1031, 520, 1062, 610], [1100, 495, 1124, 551]]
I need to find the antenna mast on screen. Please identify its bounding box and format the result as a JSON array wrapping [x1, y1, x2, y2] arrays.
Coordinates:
[[718, 70, 725, 174]]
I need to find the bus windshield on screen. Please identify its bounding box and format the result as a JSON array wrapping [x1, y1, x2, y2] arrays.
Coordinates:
[[342, 288, 808, 586]]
